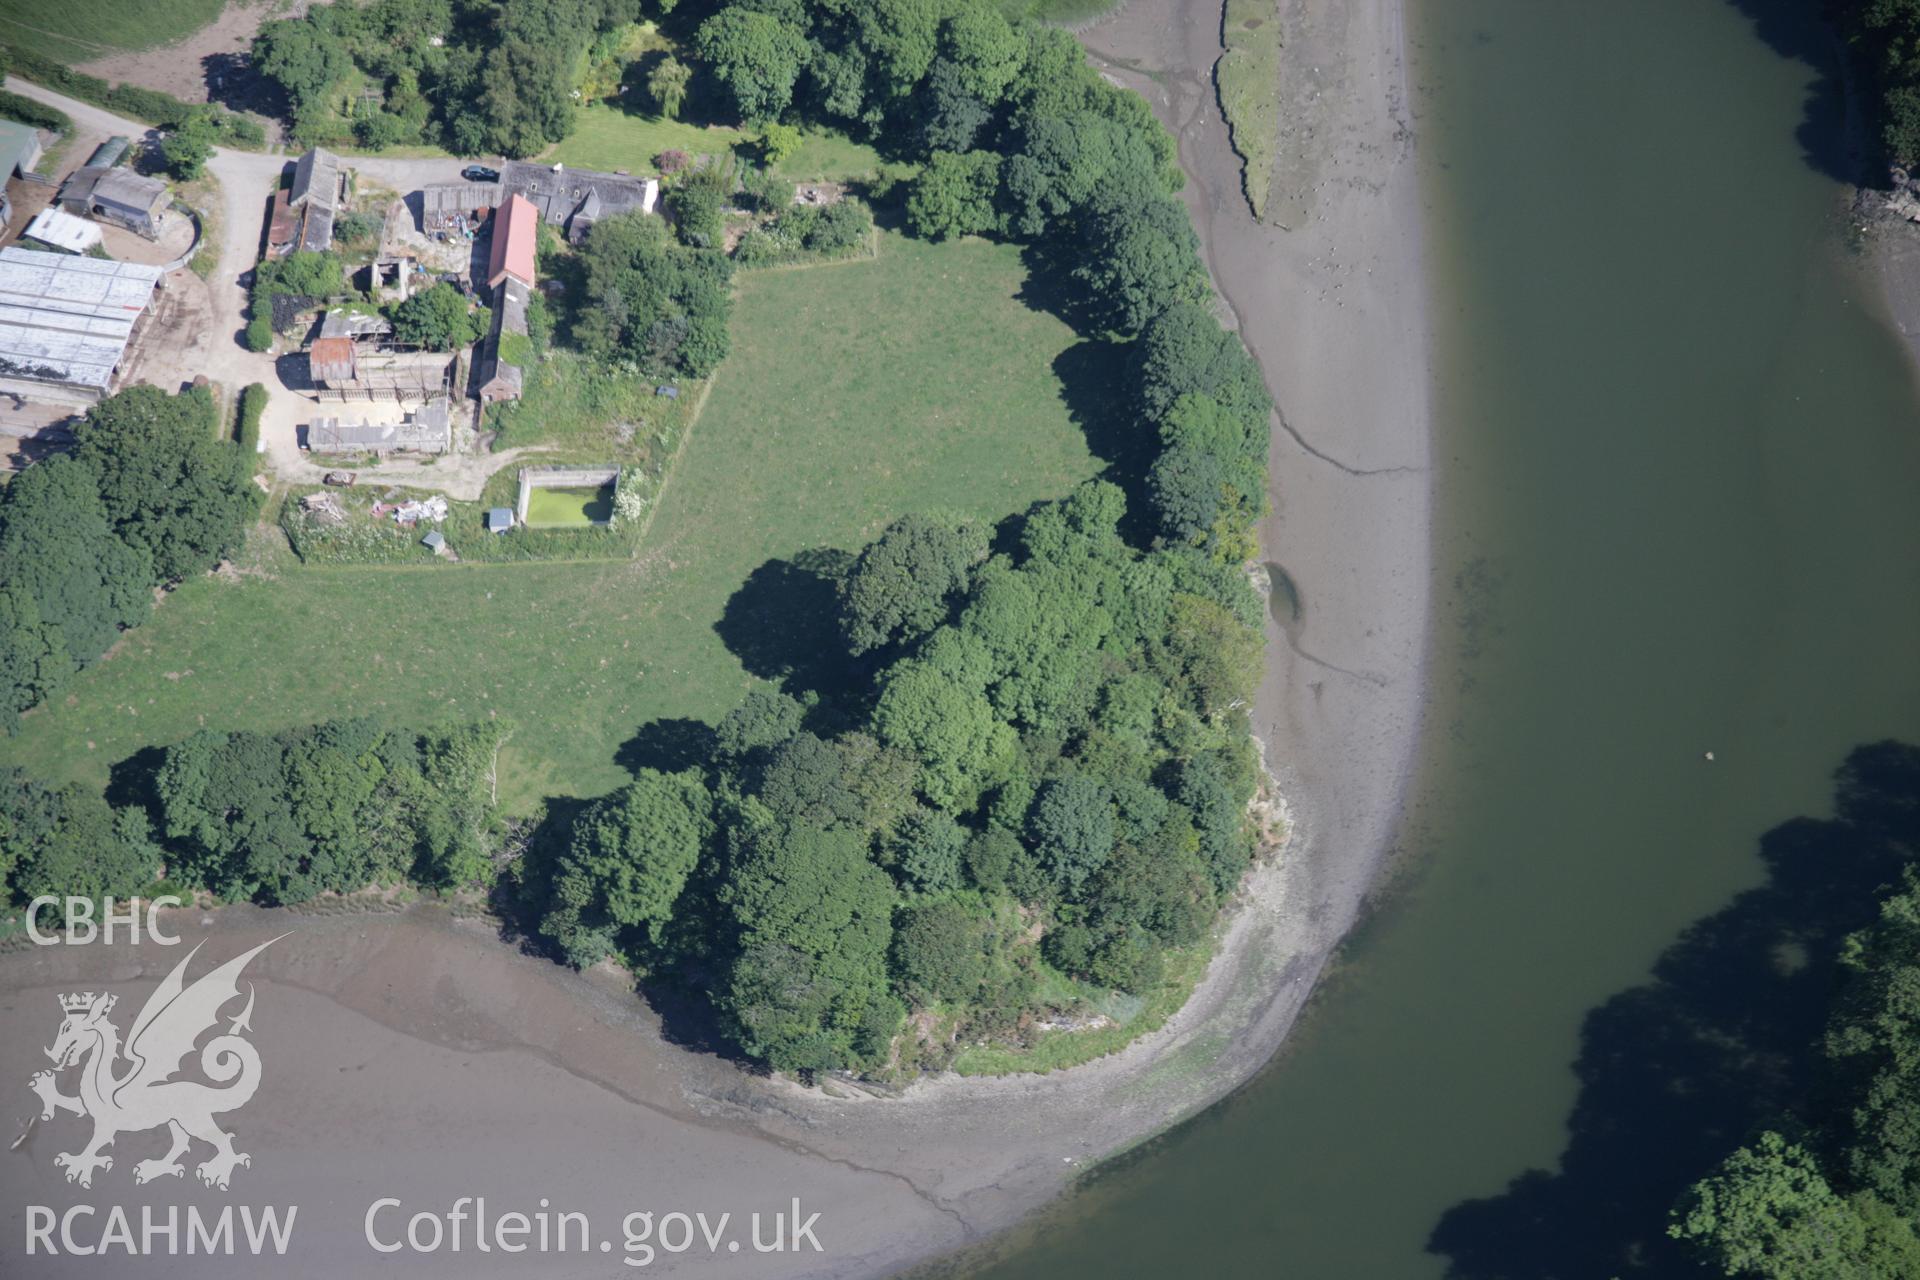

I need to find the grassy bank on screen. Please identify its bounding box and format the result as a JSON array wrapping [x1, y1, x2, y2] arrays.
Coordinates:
[[1217, 0, 1281, 221], [951, 941, 1214, 1075], [548, 104, 883, 183], [1001, 0, 1124, 25], [0, 231, 1102, 813], [0, 42, 263, 146]]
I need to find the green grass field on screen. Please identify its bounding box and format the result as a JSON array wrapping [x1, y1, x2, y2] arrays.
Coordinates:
[[0, 231, 1106, 813], [0, 0, 225, 62], [549, 105, 883, 183], [524, 485, 614, 528]]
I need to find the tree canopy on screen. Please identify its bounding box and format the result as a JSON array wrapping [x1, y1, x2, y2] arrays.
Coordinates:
[[696, 9, 812, 124], [839, 514, 988, 655], [0, 456, 151, 671], [573, 211, 733, 377], [388, 281, 487, 350], [71, 384, 256, 584]]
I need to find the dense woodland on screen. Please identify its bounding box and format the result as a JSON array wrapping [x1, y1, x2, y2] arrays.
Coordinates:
[[1668, 854, 1920, 1275], [0, 387, 257, 735], [251, 0, 656, 153], [3, 0, 1274, 1078], [1836, 0, 1920, 171]]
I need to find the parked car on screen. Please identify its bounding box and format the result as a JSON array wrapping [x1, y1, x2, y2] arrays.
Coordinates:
[[462, 165, 500, 183]]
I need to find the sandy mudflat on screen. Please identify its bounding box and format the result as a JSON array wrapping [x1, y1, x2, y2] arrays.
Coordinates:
[[1874, 220, 1920, 372], [0, 3, 1433, 1276]]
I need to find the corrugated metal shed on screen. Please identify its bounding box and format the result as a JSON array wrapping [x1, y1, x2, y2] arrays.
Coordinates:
[[267, 188, 297, 255], [308, 337, 357, 384], [318, 308, 392, 340], [85, 137, 130, 168], [0, 247, 160, 393], [420, 183, 501, 215]]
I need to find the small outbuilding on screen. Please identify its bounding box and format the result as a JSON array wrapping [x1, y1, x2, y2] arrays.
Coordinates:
[[22, 208, 103, 255], [421, 529, 446, 551], [58, 167, 170, 239], [84, 137, 131, 169], [0, 121, 44, 179], [285, 147, 342, 254], [485, 507, 514, 533], [307, 336, 357, 386]]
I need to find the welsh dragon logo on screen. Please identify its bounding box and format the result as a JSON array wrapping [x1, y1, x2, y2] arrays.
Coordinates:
[[27, 937, 283, 1191]]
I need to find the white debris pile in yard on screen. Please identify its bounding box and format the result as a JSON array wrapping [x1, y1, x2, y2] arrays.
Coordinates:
[[376, 496, 449, 527]]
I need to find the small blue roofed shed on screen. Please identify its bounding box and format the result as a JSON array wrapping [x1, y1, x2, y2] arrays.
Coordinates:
[[421, 529, 445, 551], [485, 507, 514, 533]]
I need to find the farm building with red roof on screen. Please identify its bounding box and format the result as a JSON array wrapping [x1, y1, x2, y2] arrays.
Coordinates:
[[486, 193, 537, 290]]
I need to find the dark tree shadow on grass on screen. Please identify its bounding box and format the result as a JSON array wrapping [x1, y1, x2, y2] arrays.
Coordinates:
[[714, 549, 864, 708], [201, 51, 281, 121], [1426, 740, 1920, 1279], [615, 717, 717, 775], [487, 794, 593, 955], [104, 745, 169, 816], [1050, 339, 1159, 546], [1013, 242, 1157, 542]]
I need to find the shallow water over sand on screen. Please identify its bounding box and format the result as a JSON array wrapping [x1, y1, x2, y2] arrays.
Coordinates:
[[949, 1, 1920, 1277]]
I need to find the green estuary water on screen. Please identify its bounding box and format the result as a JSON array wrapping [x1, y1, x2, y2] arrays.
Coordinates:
[[948, 0, 1920, 1277]]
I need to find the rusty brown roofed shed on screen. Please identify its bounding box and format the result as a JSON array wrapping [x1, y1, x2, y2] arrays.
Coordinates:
[[307, 336, 357, 385]]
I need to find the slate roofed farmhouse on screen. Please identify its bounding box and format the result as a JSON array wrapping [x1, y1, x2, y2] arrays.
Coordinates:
[[499, 161, 657, 244], [487, 193, 538, 289]]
